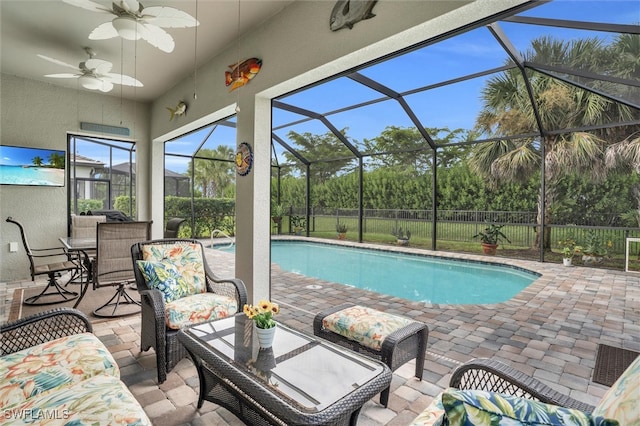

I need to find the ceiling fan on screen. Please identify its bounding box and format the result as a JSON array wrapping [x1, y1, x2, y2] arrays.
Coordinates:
[[61, 0, 199, 53], [38, 47, 143, 92]]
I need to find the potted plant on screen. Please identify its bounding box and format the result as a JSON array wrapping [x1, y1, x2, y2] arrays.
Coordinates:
[[391, 227, 411, 246], [473, 223, 511, 255], [558, 237, 581, 266], [291, 216, 306, 235], [336, 222, 348, 240], [271, 204, 285, 224], [581, 230, 611, 265], [243, 300, 280, 348]]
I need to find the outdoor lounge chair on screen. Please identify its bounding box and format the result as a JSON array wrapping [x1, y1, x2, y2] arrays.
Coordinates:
[[6, 217, 83, 305], [410, 356, 639, 425], [131, 238, 248, 383]]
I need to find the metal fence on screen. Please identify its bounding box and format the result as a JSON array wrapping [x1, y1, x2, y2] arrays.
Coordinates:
[[291, 208, 640, 255]]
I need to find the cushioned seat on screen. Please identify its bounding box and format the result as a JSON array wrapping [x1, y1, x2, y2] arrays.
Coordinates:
[[3, 374, 150, 426], [0, 332, 119, 409], [165, 292, 238, 329], [314, 303, 428, 407], [132, 239, 247, 383], [410, 355, 640, 425]]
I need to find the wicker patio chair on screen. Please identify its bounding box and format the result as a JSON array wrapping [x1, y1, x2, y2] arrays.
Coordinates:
[[6, 217, 83, 305], [131, 238, 248, 383], [92, 221, 152, 317], [164, 217, 186, 238], [1, 307, 92, 355], [449, 358, 595, 412]]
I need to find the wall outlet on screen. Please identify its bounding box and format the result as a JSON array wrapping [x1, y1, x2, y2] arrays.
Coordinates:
[[9, 242, 18, 252]]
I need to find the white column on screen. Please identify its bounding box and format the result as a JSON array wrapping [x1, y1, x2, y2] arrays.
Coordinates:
[[235, 92, 271, 303]]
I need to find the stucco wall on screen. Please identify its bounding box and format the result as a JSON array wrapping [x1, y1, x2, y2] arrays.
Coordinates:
[[0, 74, 150, 281]]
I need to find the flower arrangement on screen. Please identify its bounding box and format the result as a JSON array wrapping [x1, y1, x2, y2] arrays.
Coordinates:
[[558, 237, 581, 260], [243, 300, 280, 329]]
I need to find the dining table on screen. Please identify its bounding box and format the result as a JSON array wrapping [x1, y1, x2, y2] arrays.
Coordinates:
[[59, 236, 95, 308]]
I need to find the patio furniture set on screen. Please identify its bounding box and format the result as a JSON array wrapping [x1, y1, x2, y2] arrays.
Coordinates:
[[2, 235, 637, 425]]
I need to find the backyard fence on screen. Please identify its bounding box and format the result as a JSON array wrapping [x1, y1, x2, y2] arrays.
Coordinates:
[[288, 207, 639, 255]]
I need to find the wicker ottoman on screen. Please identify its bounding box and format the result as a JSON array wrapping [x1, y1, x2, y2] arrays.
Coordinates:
[[313, 303, 428, 407]]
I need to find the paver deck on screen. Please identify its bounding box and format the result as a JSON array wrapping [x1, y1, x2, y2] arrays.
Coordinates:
[[2, 237, 638, 425]]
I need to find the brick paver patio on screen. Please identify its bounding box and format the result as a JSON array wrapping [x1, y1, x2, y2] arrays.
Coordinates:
[[2, 237, 638, 425]]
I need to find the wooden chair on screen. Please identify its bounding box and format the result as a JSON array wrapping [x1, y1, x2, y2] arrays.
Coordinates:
[[131, 239, 248, 383], [5, 217, 83, 305], [92, 221, 152, 317]]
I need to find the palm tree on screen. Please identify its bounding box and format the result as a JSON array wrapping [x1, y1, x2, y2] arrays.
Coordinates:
[[31, 156, 43, 166], [187, 146, 235, 198], [469, 35, 638, 249]]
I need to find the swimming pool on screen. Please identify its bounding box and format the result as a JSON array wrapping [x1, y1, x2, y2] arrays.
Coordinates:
[[217, 241, 539, 304]]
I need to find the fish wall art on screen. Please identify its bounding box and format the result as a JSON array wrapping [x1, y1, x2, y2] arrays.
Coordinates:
[[167, 101, 187, 121], [225, 58, 262, 92], [330, 0, 377, 31]]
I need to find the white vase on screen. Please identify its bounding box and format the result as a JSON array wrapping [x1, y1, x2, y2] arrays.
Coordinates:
[[563, 258, 572, 266], [254, 323, 276, 348]]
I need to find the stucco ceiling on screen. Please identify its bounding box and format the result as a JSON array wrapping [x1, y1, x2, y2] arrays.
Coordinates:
[[1, 0, 293, 102]]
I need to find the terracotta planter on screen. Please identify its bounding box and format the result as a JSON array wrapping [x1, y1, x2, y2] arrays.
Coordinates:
[[481, 243, 498, 255], [337, 233, 346, 240]]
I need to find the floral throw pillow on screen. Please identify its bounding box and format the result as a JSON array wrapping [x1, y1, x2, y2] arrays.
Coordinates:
[[141, 242, 206, 294], [441, 388, 618, 426], [137, 260, 191, 303]]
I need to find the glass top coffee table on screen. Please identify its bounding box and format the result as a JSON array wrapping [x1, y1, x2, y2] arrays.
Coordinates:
[[178, 315, 391, 425]]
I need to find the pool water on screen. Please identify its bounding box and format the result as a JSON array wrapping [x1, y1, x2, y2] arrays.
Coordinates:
[[218, 241, 539, 304]]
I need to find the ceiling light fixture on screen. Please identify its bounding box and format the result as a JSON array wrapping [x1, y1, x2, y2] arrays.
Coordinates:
[[112, 16, 141, 41], [78, 74, 103, 90]]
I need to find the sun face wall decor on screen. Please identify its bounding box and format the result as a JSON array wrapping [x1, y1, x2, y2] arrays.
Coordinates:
[[236, 142, 253, 176]]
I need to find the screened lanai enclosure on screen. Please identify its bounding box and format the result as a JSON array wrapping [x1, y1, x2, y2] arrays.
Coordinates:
[[165, 0, 640, 271]]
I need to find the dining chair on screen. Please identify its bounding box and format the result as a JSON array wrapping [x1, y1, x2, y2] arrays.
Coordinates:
[[5, 217, 83, 305], [71, 214, 107, 239], [92, 221, 152, 317]]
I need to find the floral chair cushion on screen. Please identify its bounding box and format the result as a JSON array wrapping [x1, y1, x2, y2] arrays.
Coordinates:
[[441, 388, 618, 426], [321, 305, 414, 351], [410, 392, 445, 426], [165, 292, 239, 330], [0, 333, 119, 409], [141, 242, 206, 294], [137, 259, 193, 303], [3, 374, 151, 426], [592, 354, 640, 425]]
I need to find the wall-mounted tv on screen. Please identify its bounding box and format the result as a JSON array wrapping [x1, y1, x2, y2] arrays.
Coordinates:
[[0, 145, 66, 187]]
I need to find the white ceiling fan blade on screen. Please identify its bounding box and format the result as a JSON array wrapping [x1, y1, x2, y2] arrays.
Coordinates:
[[61, 0, 114, 14], [85, 58, 113, 74], [98, 81, 114, 92], [104, 73, 143, 87], [43, 73, 80, 79], [138, 23, 174, 53], [141, 6, 199, 28], [89, 22, 119, 40], [37, 54, 80, 71]]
